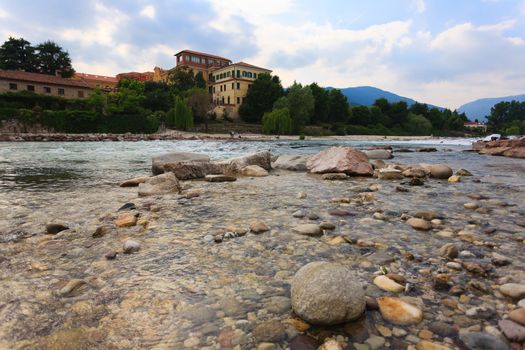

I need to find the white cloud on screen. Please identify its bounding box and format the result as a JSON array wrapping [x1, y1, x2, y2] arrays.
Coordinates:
[[507, 37, 525, 45], [60, 2, 128, 46], [140, 5, 156, 19], [0, 7, 9, 19], [412, 0, 426, 14]]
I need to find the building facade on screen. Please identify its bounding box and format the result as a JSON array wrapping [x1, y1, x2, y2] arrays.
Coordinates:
[[210, 62, 271, 117], [0, 70, 92, 99], [174, 49, 232, 85]]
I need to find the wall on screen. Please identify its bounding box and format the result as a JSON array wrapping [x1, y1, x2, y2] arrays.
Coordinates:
[[0, 80, 91, 99]]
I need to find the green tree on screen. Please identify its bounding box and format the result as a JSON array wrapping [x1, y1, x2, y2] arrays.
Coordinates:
[[0, 37, 36, 72], [86, 88, 107, 115], [109, 79, 145, 113], [168, 66, 197, 92], [373, 98, 390, 114], [387, 101, 409, 126], [144, 81, 173, 112], [327, 88, 350, 123], [34, 41, 74, 77], [262, 107, 292, 134], [403, 113, 432, 135], [239, 73, 283, 123], [172, 96, 193, 130], [309, 83, 329, 124], [350, 105, 371, 126], [186, 87, 211, 124], [369, 105, 391, 126], [275, 82, 314, 133], [194, 71, 206, 89], [409, 102, 429, 117]]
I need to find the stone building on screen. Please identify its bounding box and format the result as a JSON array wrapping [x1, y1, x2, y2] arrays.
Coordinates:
[[73, 72, 118, 92], [0, 69, 92, 99]]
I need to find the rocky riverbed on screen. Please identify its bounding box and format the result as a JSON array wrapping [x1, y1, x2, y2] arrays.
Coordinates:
[[0, 142, 524, 350]]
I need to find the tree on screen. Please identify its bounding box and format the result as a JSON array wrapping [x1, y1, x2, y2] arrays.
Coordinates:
[[109, 79, 145, 114], [168, 66, 197, 92], [262, 108, 292, 134], [374, 98, 390, 114], [350, 106, 371, 126], [309, 83, 329, 124], [239, 73, 283, 123], [86, 88, 108, 115], [276, 82, 314, 133], [34, 41, 74, 77], [403, 113, 432, 135], [194, 71, 206, 89], [388, 101, 409, 126], [327, 89, 350, 123], [144, 81, 173, 112], [0, 37, 36, 72], [171, 96, 193, 130], [186, 87, 211, 124], [409, 102, 429, 117]]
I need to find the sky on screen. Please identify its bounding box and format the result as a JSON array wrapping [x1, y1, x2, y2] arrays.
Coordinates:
[[1, 0, 525, 109]]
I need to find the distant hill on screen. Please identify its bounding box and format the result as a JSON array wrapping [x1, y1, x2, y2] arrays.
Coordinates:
[[458, 94, 525, 121], [328, 86, 441, 109]]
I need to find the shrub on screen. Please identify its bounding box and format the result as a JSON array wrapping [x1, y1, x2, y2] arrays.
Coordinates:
[[262, 108, 292, 134]]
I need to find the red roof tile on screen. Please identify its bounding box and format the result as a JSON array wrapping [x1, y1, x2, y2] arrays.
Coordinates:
[[74, 72, 118, 83], [0, 69, 91, 88]]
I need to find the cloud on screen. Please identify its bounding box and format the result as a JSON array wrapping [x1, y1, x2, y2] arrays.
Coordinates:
[[412, 0, 426, 14], [140, 5, 156, 19], [0, 6, 9, 18]]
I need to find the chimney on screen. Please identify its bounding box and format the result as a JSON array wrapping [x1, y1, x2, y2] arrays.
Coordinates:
[[55, 69, 62, 77]]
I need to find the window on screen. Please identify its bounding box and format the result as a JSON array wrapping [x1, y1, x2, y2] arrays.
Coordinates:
[[227, 71, 230, 77], [237, 82, 240, 90], [44, 86, 51, 93], [254, 73, 257, 79], [232, 83, 234, 89], [9, 83, 17, 90], [237, 70, 240, 78], [58, 88, 65, 95], [220, 85, 223, 92], [237, 97, 240, 104], [213, 87, 215, 93], [227, 96, 230, 104], [27, 85, 35, 92], [232, 70, 235, 77], [78, 91, 85, 98], [185, 55, 190, 61]]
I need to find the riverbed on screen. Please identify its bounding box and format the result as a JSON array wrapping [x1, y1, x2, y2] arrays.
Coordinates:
[[0, 139, 524, 349]]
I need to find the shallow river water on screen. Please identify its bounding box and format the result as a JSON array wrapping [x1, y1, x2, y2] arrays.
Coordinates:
[[0, 139, 524, 350]]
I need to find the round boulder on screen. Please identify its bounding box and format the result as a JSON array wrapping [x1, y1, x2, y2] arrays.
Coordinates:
[[291, 262, 365, 325]]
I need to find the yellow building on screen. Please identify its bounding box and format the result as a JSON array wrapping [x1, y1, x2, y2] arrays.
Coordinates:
[[210, 62, 271, 118]]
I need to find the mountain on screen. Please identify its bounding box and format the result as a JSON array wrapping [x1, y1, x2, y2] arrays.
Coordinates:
[[458, 94, 525, 121], [328, 86, 442, 110]]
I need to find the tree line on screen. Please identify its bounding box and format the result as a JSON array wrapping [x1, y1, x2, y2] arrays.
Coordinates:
[[238, 73, 469, 136], [486, 100, 525, 135]]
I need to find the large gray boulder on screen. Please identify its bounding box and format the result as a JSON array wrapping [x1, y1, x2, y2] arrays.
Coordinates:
[[138, 172, 181, 197], [216, 151, 272, 175], [291, 262, 365, 325], [363, 149, 393, 160], [272, 155, 310, 171], [152, 152, 210, 175], [307, 147, 373, 176], [164, 161, 223, 180], [419, 163, 453, 179]]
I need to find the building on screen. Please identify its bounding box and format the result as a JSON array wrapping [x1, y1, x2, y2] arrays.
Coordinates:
[[73, 72, 118, 92], [210, 62, 271, 117], [464, 121, 487, 131], [0, 69, 92, 99], [174, 49, 232, 85]]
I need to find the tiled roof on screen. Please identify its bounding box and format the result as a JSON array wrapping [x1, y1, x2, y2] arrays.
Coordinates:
[[233, 62, 271, 72], [174, 49, 232, 62], [74, 72, 118, 83], [0, 69, 91, 88]]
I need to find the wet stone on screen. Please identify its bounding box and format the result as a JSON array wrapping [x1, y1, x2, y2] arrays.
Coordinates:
[[459, 332, 510, 350], [46, 222, 69, 234], [252, 321, 286, 342]]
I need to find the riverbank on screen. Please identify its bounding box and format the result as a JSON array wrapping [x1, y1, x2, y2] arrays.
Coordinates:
[[0, 129, 444, 142], [1, 144, 524, 349]]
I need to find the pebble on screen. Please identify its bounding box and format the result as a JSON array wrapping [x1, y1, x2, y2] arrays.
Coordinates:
[[500, 283, 525, 299], [291, 224, 322, 237], [45, 222, 69, 234], [92, 225, 112, 238], [257, 343, 276, 350], [374, 275, 405, 292], [123, 239, 140, 254], [289, 334, 320, 350], [448, 175, 461, 183], [509, 308, 525, 326], [250, 221, 270, 234], [498, 319, 525, 342], [491, 252, 512, 266], [365, 336, 385, 350], [407, 218, 431, 231], [252, 321, 286, 342], [205, 174, 237, 182], [416, 341, 451, 350], [377, 297, 423, 325], [320, 221, 336, 230], [446, 262, 462, 270], [459, 332, 510, 350], [59, 279, 86, 297], [292, 210, 305, 218], [464, 202, 479, 210], [392, 327, 407, 337], [375, 324, 392, 337], [297, 192, 307, 199], [439, 243, 459, 259], [115, 213, 138, 227], [518, 299, 525, 308], [105, 251, 117, 260], [322, 173, 348, 180], [428, 321, 457, 338], [318, 339, 343, 350]]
